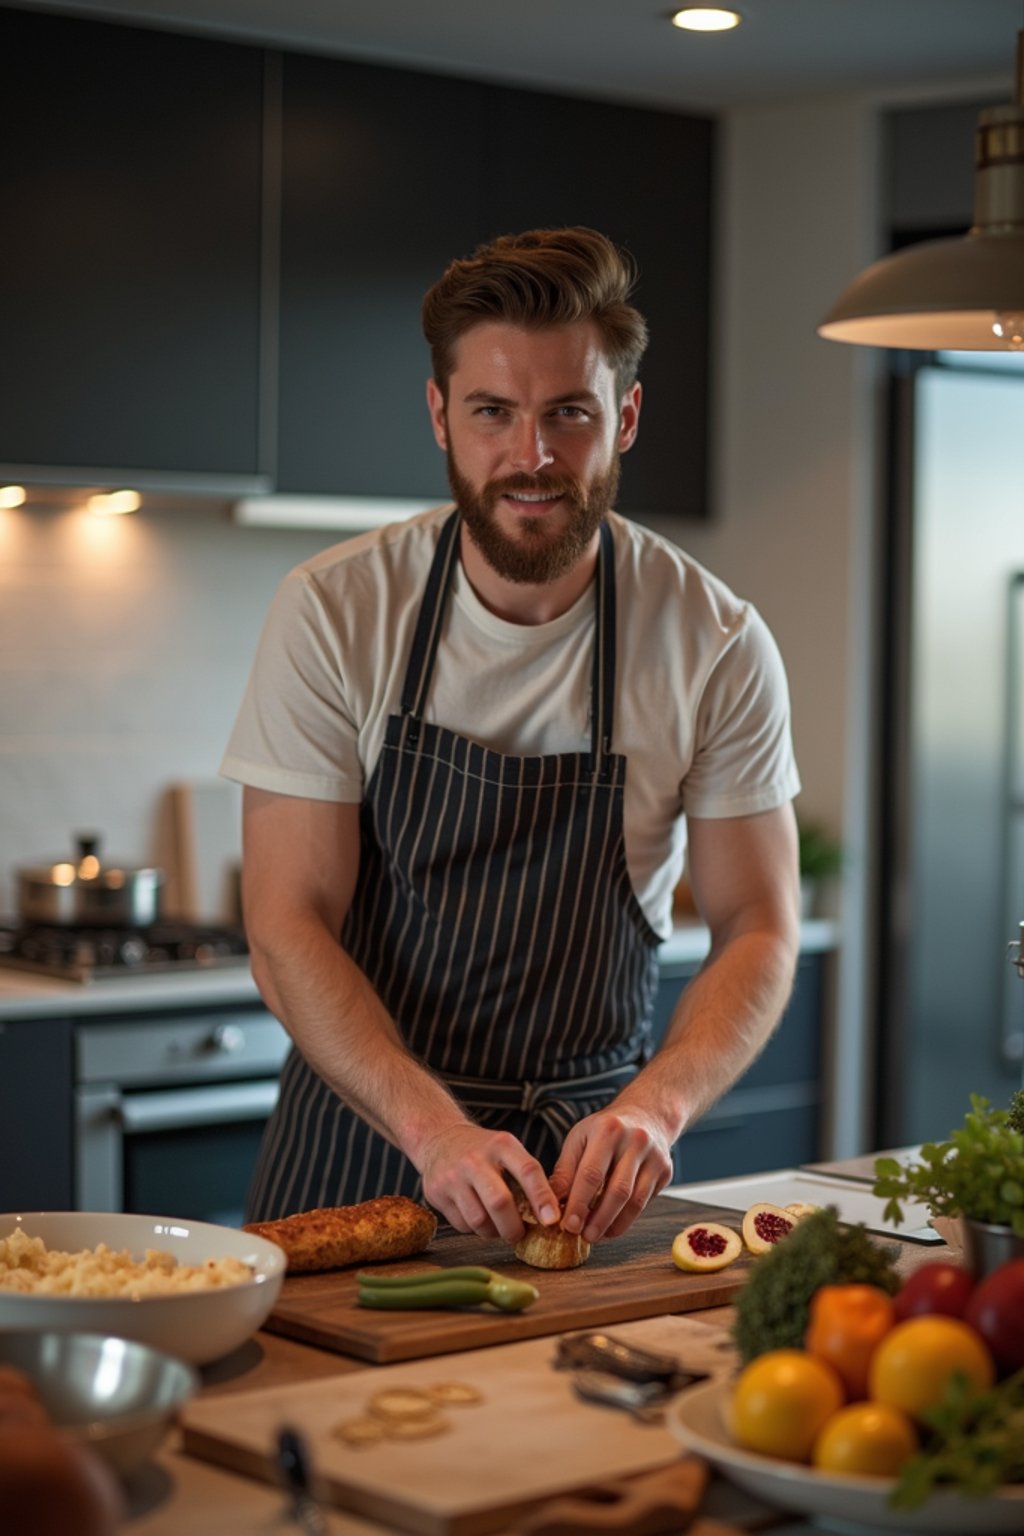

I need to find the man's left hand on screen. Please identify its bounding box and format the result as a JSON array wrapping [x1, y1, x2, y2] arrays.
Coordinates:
[[547, 1108, 674, 1242]]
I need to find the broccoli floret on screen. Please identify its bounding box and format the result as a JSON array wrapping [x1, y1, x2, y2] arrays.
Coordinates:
[[732, 1206, 901, 1364]]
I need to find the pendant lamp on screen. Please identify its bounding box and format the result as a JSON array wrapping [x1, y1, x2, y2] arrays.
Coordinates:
[[818, 30, 1024, 350]]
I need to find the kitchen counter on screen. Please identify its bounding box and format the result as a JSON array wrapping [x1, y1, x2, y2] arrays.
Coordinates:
[[0, 918, 839, 1021], [121, 1156, 934, 1536]]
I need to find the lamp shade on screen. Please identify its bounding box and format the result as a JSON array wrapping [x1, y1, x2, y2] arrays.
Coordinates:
[[820, 37, 1024, 351], [817, 229, 1024, 349]]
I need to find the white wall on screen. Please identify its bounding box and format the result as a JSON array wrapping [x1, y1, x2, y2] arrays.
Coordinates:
[[0, 502, 332, 916]]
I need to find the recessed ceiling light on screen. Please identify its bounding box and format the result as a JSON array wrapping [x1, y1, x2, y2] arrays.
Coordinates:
[[671, 7, 742, 32], [0, 484, 27, 508]]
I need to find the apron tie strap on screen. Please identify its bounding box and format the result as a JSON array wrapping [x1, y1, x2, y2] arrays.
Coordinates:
[[440, 1062, 639, 1143]]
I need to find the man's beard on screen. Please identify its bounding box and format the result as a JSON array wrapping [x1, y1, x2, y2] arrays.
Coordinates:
[[446, 452, 621, 587]]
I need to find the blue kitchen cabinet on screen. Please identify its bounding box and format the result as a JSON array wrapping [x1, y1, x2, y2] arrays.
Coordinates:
[[0, 1016, 74, 1210], [653, 952, 825, 1180]]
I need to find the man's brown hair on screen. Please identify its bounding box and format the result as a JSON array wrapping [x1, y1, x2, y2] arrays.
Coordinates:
[[422, 226, 649, 398]]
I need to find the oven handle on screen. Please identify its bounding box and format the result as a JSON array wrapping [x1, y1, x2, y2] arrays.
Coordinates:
[[119, 1079, 279, 1134]]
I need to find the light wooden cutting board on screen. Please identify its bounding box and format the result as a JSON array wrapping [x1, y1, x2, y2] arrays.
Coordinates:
[[181, 1313, 736, 1536], [263, 1196, 755, 1363]]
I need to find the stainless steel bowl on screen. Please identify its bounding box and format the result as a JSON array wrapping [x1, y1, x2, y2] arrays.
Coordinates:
[[0, 1332, 198, 1477]]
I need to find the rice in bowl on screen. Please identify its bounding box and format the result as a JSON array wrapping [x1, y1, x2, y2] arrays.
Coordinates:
[[0, 1212, 286, 1364]]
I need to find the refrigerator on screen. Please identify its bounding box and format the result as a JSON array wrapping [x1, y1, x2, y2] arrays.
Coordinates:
[[881, 356, 1024, 1146]]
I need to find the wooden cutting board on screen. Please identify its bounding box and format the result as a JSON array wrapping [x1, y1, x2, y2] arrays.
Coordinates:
[[262, 1196, 753, 1363], [182, 1312, 736, 1536]]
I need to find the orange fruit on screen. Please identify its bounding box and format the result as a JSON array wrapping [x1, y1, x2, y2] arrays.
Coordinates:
[[868, 1315, 995, 1421], [730, 1349, 844, 1461], [812, 1401, 919, 1476]]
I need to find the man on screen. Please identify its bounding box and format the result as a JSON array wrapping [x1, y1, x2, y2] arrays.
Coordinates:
[[222, 226, 801, 1247]]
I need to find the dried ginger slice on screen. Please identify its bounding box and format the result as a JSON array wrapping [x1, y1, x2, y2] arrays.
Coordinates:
[[385, 1414, 449, 1440], [368, 1387, 437, 1421], [426, 1381, 484, 1405], [331, 1414, 387, 1447]]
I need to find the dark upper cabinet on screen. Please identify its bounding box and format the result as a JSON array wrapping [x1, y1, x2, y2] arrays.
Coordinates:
[[275, 54, 486, 499], [485, 85, 714, 522], [275, 57, 714, 519], [1, 9, 713, 515], [0, 10, 266, 485]]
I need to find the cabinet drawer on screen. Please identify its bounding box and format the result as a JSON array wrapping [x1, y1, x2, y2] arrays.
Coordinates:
[[77, 1012, 290, 1086]]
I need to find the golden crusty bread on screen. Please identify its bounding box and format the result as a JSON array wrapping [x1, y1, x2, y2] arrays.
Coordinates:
[[243, 1195, 437, 1273], [511, 1187, 591, 1271]]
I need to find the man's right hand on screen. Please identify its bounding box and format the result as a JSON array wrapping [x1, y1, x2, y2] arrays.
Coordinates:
[[417, 1124, 561, 1242]]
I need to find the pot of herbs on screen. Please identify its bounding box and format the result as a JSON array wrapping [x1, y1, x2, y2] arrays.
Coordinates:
[[873, 1095, 1024, 1276]]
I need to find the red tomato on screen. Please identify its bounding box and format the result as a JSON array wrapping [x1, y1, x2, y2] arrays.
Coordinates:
[[963, 1258, 1024, 1374], [892, 1262, 974, 1322]]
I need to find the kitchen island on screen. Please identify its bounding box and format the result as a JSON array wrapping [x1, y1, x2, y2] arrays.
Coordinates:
[[120, 1165, 943, 1536]]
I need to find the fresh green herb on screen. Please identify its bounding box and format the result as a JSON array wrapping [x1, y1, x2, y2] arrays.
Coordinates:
[[1009, 1089, 1024, 1138], [889, 1367, 1024, 1509], [356, 1266, 539, 1312], [873, 1094, 1024, 1237], [732, 1207, 900, 1364]]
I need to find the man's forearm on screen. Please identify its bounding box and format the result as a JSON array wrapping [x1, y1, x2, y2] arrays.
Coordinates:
[[250, 917, 473, 1168], [613, 925, 799, 1143]]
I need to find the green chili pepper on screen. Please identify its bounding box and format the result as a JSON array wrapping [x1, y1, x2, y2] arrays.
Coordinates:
[[355, 1265, 497, 1287], [356, 1267, 539, 1313]]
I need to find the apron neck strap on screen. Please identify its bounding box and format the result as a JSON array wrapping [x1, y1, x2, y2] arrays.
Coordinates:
[[401, 509, 462, 723], [402, 510, 618, 773], [592, 518, 617, 776]]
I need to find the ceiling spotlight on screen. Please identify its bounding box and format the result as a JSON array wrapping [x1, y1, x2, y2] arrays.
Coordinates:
[[671, 8, 742, 32], [0, 484, 27, 508]]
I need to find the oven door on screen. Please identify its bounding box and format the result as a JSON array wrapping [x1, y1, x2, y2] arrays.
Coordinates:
[[76, 1078, 279, 1227]]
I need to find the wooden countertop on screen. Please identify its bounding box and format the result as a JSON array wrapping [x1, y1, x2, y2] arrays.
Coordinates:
[[124, 1232, 942, 1536]]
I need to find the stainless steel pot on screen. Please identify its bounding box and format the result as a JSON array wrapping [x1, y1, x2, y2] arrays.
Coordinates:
[[18, 833, 165, 926]]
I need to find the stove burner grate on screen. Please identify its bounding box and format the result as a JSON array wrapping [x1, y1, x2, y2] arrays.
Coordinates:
[[0, 920, 249, 982]]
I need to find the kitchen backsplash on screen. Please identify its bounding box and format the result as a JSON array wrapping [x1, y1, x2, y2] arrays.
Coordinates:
[[0, 500, 335, 918]]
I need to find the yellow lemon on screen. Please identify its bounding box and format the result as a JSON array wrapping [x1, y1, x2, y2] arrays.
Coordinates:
[[812, 1401, 919, 1476], [731, 1349, 844, 1461]]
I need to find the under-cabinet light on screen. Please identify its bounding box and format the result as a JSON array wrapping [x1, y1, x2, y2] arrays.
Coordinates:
[[232, 496, 441, 531]]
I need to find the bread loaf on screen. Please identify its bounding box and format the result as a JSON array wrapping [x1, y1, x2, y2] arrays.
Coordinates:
[[511, 1187, 591, 1271], [243, 1196, 437, 1274]]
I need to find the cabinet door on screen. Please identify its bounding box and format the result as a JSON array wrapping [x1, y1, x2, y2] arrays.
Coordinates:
[[0, 11, 265, 484], [654, 953, 825, 1174], [0, 1017, 73, 1209], [276, 55, 486, 498], [485, 86, 714, 522]]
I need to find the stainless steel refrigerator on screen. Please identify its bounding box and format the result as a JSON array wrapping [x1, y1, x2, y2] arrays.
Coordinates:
[[880, 356, 1024, 1146]]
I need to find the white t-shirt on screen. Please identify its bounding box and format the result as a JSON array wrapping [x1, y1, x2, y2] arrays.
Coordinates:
[[221, 506, 800, 939]]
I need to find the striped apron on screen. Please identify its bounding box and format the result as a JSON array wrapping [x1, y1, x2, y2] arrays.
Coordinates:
[[246, 511, 664, 1222]]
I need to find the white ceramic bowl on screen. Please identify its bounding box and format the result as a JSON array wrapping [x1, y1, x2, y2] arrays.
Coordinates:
[[0, 1212, 286, 1366], [0, 1330, 199, 1476], [668, 1378, 1024, 1534]]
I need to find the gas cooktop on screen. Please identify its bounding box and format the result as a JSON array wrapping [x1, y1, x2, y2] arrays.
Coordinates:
[[0, 920, 250, 983]]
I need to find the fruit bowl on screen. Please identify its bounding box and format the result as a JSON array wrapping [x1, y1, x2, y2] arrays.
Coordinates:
[[667, 1379, 1024, 1534]]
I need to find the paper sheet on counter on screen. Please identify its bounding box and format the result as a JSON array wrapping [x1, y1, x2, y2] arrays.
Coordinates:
[[663, 1168, 941, 1243]]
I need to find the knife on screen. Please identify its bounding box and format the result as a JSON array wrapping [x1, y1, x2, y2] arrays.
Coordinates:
[[276, 1424, 330, 1536]]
